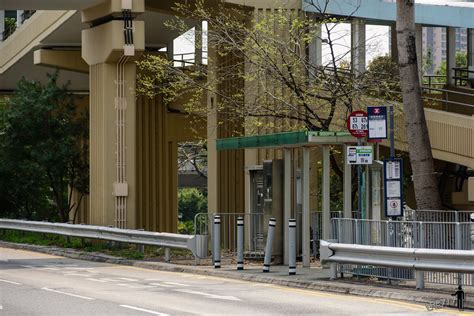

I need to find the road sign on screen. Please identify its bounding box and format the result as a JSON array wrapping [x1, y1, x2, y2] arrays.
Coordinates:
[[383, 158, 404, 218], [346, 146, 373, 165], [367, 106, 387, 140], [346, 110, 368, 138]]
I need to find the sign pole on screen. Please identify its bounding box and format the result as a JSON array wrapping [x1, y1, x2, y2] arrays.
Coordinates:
[[390, 105, 395, 159], [357, 138, 363, 219]]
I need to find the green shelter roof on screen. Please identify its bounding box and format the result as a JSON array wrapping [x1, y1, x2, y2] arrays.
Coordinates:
[[216, 130, 357, 151]]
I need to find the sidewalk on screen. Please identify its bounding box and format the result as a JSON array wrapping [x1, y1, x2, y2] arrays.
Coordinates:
[[2, 241, 473, 311]]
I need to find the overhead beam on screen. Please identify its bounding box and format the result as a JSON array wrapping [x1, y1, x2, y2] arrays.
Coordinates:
[[34, 49, 89, 73], [0, 0, 105, 10]]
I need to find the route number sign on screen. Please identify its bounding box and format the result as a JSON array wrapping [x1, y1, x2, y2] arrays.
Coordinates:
[[346, 110, 368, 138]]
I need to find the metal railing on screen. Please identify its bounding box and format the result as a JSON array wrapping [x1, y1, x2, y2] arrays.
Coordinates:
[[194, 212, 266, 259], [405, 209, 473, 222], [320, 240, 474, 289], [331, 218, 472, 250], [0, 219, 198, 256], [330, 217, 474, 286], [173, 52, 208, 68]]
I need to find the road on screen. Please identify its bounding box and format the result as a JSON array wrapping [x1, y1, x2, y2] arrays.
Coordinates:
[[0, 247, 465, 315]]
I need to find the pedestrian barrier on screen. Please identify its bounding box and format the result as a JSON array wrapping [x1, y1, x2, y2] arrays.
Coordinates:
[[0, 219, 198, 257], [320, 240, 474, 290]]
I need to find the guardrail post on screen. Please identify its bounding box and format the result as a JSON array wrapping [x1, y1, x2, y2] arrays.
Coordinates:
[[355, 219, 360, 244], [137, 229, 145, 254], [330, 263, 337, 280], [337, 219, 342, 243], [415, 270, 425, 290], [289, 219, 296, 275], [213, 215, 221, 269], [237, 217, 244, 271], [263, 218, 276, 273], [165, 248, 170, 262]]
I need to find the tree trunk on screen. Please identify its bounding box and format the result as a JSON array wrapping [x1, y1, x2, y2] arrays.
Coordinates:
[[396, 0, 442, 210]]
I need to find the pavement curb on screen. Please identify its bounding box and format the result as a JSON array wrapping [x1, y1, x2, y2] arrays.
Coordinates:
[[1, 240, 472, 310]]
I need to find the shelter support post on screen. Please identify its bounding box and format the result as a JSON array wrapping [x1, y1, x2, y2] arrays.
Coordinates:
[[284, 149, 292, 265], [322, 146, 331, 240], [302, 147, 310, 267]]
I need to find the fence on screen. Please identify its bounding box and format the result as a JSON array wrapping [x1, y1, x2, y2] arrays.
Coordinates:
[[405, 209, 473, 223], [331, 217, 474, 286], [194, 212, 266, 259]]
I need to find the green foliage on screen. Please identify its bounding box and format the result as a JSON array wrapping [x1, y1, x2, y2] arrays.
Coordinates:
[[365, 55, 401, 101], [178, 188, 207, 222], [0, 72, 89, 222], [3, 17, 17, 40]]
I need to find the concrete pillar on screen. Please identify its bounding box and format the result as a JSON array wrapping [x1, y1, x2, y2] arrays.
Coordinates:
[[283, 149, 292, 265], [415, 24, 423, 83], [302, 147, 311, 268], [468, 29, 474, 85], [207, 42, 218, 215], [351, 19, 366, 76], [81, 2, 145, 229], [322, 146, 330, 240], [390, 23, 398, 64], [0, 11, 5, 41], [343, 145, 352, 219], [16, 10, 23, 26], [195, 22, 203, 65], [309, 23, 322, 70], [447, 26, 457, 85]]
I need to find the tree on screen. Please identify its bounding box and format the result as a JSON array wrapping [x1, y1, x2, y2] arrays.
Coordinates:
[[0, 72, 89, 222], [137, 1, 393, 189], [396, 0, 442, 210]]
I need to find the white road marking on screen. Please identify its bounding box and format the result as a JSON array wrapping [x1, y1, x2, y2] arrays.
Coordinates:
[[20, 265, 36, 269], [117, 277, 138, 282], [120, 305, 169, 316], [163, 282, 189, 287], [99, 278, 122, 282], [175, 289, 241, 301], [148, 283, 173, 288], [0, 279, 22, 285], [115, 283, 157, 289], [41, 288, 95, 300], [0, 305, 3, 309], [40, 267, 60, 271], [86, 278, 108, 283], [64, 267, 92, 270], [63, 273, 93, 277]]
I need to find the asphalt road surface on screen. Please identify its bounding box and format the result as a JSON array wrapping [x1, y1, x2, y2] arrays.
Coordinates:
[[0, 247, 466, 315]]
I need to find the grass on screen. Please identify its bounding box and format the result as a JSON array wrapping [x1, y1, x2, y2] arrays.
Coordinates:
[[0, 230, 145, 260]]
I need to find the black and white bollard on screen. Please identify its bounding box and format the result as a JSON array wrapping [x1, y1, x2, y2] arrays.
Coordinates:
[[237, 217, 244, 270], [213, 215, 221, 269], [263, 218, 276, 273], [289, 218, 296, 275]]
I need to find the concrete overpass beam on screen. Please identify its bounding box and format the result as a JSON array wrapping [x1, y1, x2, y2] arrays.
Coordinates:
[[34, 49, 89, 73]]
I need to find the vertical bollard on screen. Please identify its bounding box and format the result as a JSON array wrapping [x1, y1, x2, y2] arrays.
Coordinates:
[[213, 215, 221, 269], [289, 219, 296, 275], [263, 218, 276, 273], [415, 270, 425, 290], [237, 217, 244, 270]]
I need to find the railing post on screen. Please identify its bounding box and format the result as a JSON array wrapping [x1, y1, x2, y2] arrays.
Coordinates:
[[337, 218, 342, 243], [263, 218, 276, 273], [213, 215, 221, 269], [470, 213, 474, 251], [289, 219, 296, 275], [355, 219, 360, 244], [236, 217, 244, 271], [455, 222, 462, 250], [419, 222, 425, 248], [165, 248, 170, 262], [137, 228, 145, 254], [415, 270, 425, 290]]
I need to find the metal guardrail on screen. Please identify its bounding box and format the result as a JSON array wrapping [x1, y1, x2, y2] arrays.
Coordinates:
[[0, 219, 198, 257], [320, 240, 474, 289]]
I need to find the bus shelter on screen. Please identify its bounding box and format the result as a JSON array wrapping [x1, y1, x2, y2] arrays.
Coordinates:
[[216, 130, 357, 267]]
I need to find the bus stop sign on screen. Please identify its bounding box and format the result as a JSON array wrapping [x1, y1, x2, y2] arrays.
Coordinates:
[[346, 110, 368, 138]]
